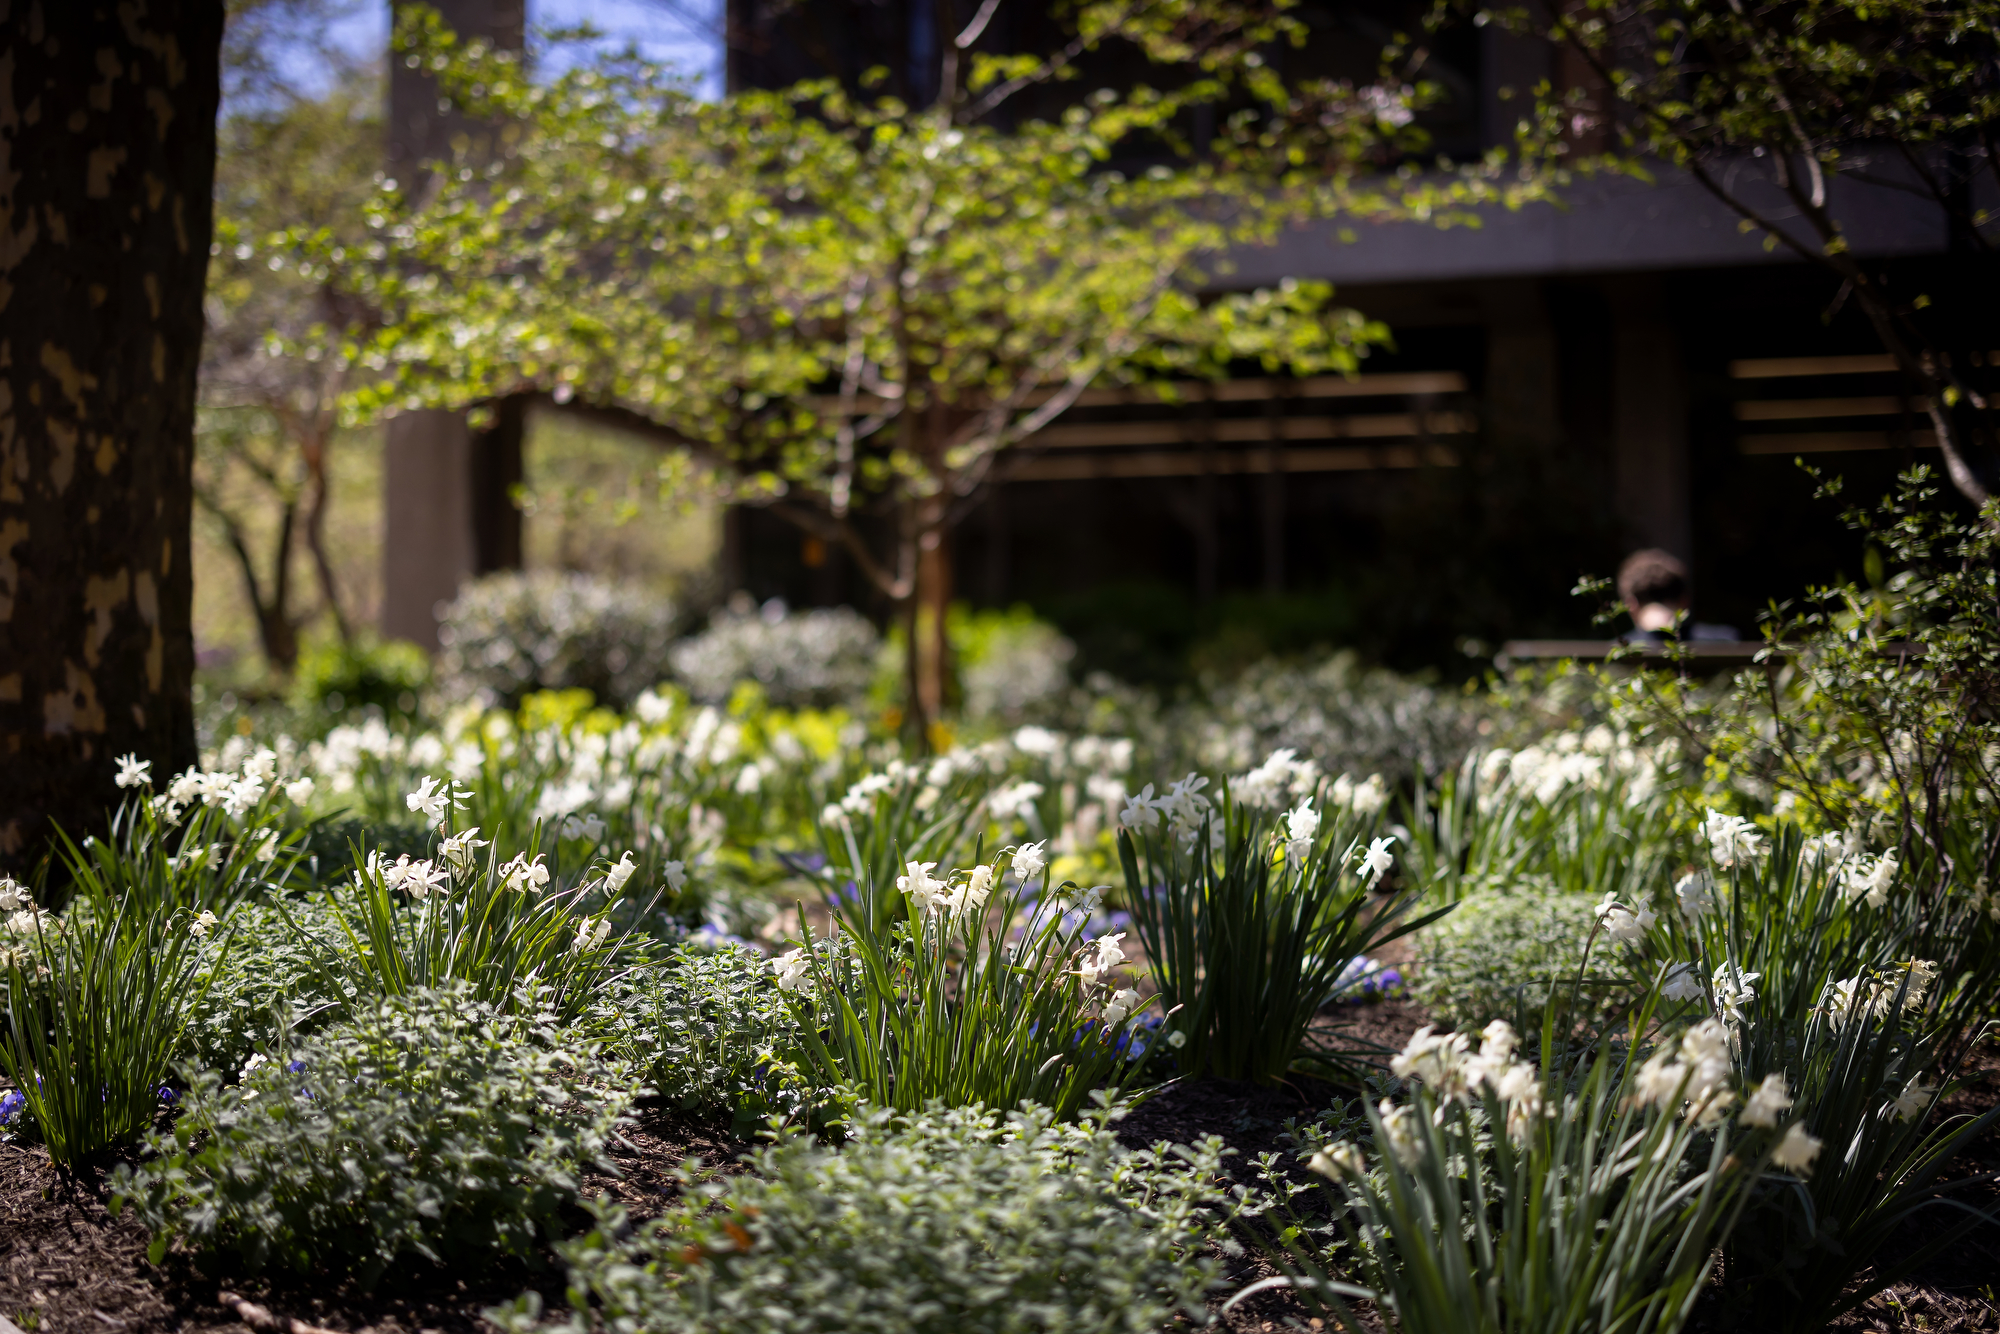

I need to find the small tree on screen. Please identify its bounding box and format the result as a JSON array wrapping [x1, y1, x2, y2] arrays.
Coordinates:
[[201, 69, 381, 671], [1478, 0, 2000, 504], [348, 3, 1566, 733]]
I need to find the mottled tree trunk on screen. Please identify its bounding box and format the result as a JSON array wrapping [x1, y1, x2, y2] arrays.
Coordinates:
[[0, 1, 222, 867]]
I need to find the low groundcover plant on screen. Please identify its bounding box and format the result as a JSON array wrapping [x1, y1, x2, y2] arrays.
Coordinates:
[[112, 982, 632, 1284], [491, 1097, 1239, 1334]]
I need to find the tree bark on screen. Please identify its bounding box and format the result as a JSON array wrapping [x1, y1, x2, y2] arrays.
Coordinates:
[[0, 1, 222, 868]]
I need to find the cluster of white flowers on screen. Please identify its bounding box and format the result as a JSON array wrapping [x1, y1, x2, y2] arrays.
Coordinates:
[[574, 915, 612, 952], [0, 877, 48, 941], [405, 775, 471, 829], [1822, 959, 1938, 1024], [1699, 810, 1767, 869], [1596, 891, 1658, 945], [1632, 1019, 1737, 1127], [1674, 871, 1716, 920], [1629, 1026, 1833, 1178], [439, 826, 490, 872], [1476, 728, 1666, 806], [1118, 773, 1215, 852], [149, 740, 315, 824], [1842, 850, 1899, 908], [1077, 933, 1126, 989], [986, 780, 1045, 825], [1102, 986, 1142, 1027], [364, 852, 451, 900], [1013, 840, 1048, 884], [1282, 799, 1319, 864], [1233, 748, 1321, 808], [1380, 1020, 1545, 1148], [772, 947, 812, 992], [499, 853, 552, 894]]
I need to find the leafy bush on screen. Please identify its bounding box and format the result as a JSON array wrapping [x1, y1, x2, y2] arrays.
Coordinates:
[[113, 984, 630, 1283], [436, 570, 676, 710], [1410, 883, 1623, 1032], [593, 942, 809, 1130], [953, 604, 1077, 724], [670, 598, 879, 708], [179, 897, 349, 1077], [494, 1100, 1234, 1334], [290, 635, 432, 720]]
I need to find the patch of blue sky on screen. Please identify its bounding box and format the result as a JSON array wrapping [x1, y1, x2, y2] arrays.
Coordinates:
[[274, 0, 723, 100]]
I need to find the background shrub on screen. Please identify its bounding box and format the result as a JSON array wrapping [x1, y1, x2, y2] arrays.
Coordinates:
[[1411, 882, 1625, 1032], [498, 1100, 1233, 1334], [114, 983, 630, 1284], [436, 571, 676, 710], [671, 597, 880, 708], [953, 605, 1077, 725]]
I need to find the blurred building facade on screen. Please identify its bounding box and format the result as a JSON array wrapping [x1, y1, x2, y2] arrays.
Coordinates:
[[721, 0, 1987, 673]]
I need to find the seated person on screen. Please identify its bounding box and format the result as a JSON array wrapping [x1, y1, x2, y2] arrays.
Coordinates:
[[1617, 549, 1739, 642]]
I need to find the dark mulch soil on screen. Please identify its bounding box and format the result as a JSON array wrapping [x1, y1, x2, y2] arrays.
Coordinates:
[[3, 1007, 1994, 1334], [0, 1105, 756, 1334]]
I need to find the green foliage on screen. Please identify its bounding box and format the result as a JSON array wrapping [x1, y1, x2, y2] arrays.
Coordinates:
[[493, 1099, 1237, 1334], [112, 984, 630, 1284], [290, 635, 432, 721], [1409, 884, 1623, 1033], [1257, 1016, 1774, 1334], [179, 897, 349, 1077], [1490, 0, 2000, 501], [593, 942, 812, 1131], [278, 824, 636, 1023], [671, 599, 881, 709], [435, 571, 678, 712], [1120, 795, 1443, 1083], [0, 894, 213, 1166], [780, 849, 1154, 1119]]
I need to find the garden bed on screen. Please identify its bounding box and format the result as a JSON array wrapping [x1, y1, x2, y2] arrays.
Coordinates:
[[6, 1017, 1995, 1334]]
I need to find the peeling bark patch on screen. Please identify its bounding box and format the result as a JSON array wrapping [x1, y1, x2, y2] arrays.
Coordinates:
[[82, 568, 129, 666], [85, 144, 126, 197], [0, 517, 26, 620], [38, 341, 95, 413], [47, 416, 75, 492], [42, 660, 106, 736]]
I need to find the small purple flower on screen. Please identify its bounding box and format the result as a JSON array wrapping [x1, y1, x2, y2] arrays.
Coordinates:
[[286, 1060, 307, 1074], [0, 1089, 26, 1125], [157, 1085, 180, 1104]]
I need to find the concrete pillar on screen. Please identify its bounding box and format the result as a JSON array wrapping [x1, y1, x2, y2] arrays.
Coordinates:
[[381, 0, 526, 646], [1608, 278, 1692, 563], [382, 411, 478, 645]]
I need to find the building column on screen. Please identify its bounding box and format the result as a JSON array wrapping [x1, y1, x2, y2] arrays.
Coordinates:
[[381, 0, 526, 646], [382, 411, 477, 645], [1608, 277, 1692, 563]]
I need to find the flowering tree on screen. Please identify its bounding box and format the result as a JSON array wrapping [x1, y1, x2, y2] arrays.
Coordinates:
[[1482, 0, 2000, 504], [344, 4, 1566, 735], [201, 70, 382, 671]]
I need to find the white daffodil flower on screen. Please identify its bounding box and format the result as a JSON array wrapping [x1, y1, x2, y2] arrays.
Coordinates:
[[1012, 841, 1048, 884], [114, 753, 152, 789], [1740, 1073, 1793, 1128], [1770, 1122, 1824, 1174]]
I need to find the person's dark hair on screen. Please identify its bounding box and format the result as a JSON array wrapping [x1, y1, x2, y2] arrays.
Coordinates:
[[1617, 549, 1689, 609]]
